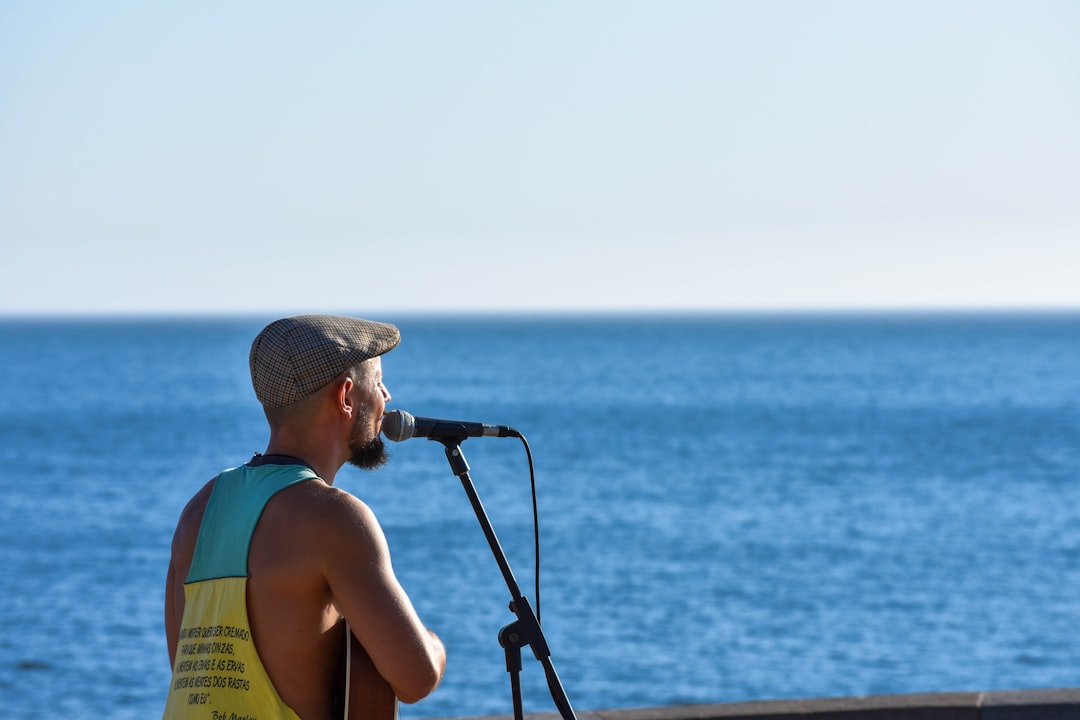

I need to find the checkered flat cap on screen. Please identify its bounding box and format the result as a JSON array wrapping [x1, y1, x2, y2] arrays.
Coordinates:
[[249, 314, 400, 408]]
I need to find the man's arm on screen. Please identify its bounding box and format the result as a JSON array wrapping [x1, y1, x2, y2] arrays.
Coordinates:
[[163, 480, 211, 667], [164, 560, 179, 665], [321, 489, 446, 704]]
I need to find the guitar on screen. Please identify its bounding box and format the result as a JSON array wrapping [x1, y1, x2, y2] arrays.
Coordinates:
[[346, 629, 399, 720]]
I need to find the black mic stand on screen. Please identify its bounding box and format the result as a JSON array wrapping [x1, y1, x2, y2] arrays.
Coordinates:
[[436, 437, 577, 720]]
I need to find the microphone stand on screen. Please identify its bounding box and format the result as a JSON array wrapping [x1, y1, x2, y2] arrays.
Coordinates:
[[436, 437, 577, 720]]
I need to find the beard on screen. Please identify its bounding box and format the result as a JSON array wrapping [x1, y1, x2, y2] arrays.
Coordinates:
[[347, 406, 390, 470]]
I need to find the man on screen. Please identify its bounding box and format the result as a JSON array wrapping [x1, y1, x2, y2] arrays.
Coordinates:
[[163, 314, 446, 720]]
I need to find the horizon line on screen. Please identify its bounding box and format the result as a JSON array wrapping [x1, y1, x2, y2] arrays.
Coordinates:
[[2, 305, 1080, 321]]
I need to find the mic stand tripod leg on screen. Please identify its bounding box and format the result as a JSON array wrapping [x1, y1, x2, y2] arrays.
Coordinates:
[[500, 623, 525, 720], [437, 438, 578, 720]]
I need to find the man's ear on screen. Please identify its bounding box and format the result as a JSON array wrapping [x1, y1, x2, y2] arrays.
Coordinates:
[[335, 375, 355, 416]]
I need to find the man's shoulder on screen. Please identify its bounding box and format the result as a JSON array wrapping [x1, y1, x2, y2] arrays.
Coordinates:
[[174, 480, 215, 538], [277, 476, 366, 508], [170, 478, 217, 568], [268, 480, 382, 538]]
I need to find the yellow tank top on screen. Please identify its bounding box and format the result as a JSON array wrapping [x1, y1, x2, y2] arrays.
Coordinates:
[[162, 461, 318, 720]]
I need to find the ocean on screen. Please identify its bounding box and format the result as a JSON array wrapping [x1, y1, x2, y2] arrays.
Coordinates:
[[1, 312, 1079, 719]]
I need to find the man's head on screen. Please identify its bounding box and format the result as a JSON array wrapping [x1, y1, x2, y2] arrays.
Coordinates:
[[250, 314, 400, 410], [250, 315, 400, 471]]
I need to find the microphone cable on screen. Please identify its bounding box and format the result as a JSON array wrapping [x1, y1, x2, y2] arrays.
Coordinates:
[[517, 432, 542, 625]]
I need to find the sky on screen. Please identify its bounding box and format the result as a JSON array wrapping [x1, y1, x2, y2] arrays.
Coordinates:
[[1, 1, 1078, 315]]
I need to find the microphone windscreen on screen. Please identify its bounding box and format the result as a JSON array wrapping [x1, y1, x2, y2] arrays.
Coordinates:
[[381, 409, 415, 442]]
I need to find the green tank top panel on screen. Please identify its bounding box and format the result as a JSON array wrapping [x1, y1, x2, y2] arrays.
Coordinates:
[[187, 463, 318, 582]]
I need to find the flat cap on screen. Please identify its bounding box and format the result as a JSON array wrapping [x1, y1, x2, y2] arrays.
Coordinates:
[[249, 314, 400, 408]]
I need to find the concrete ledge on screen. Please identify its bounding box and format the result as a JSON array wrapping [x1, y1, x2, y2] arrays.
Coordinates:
[[982, 689, 1080, 720], [445, 688, 1080, 720]]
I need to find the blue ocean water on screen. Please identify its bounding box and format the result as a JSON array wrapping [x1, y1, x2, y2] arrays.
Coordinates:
[[1, 313, 1079, 720]]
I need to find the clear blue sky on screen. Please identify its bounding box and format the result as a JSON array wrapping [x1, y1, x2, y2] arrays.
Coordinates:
[[2, 1, 1078, 315]]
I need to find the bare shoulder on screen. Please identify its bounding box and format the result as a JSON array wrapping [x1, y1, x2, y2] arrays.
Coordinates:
[[172, 479, 216, 558], [265, 480, 388, 556], [275, 479, 377, 521]]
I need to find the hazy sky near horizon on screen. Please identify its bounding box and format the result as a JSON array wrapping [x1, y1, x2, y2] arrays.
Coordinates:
[[2, 1, 1078, 315]]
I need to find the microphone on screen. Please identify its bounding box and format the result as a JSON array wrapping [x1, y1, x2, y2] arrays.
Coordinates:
[[382, 409, 521, 442]]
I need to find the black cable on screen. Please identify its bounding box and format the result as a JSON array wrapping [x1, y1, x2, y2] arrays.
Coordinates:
[[518, 434, 541, 625]]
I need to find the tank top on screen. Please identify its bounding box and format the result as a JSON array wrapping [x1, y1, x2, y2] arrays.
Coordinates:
[[162, 459, 318, 720]]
